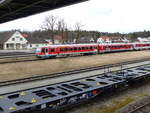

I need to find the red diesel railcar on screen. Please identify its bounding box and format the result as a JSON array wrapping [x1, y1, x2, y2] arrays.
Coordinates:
[[36, 44, 98, 58], [36, 42, 150, 58]]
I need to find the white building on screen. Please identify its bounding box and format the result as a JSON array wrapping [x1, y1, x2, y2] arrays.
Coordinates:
[[137, 37, 150, 42], [0, 31, 49, 50], [0, 31, 28, 49]]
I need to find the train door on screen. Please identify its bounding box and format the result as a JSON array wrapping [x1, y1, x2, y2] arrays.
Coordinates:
[[105, 45, 111, 52], [98, 45, 105, 53], [45, 48, 49, 56]]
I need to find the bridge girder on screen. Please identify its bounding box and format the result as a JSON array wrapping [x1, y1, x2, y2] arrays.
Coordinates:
[[0, 0, 88, 24]]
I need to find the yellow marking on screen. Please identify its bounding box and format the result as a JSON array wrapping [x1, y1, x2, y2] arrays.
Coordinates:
[[49, 104, 54, 107], [19, 91, 26, 96], [0, 96, 3, 99], [31, 98, 37, 103], [96, 82, 101, 86], [111, 67, 119, 72], [8, 106, 15, 110], [115, 84, 118, 88]]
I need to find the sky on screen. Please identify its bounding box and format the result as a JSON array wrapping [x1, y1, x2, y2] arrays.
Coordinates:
[[0, 0, 150, 33]]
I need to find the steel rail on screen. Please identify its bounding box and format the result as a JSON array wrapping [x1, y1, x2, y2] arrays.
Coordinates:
[[0, 54, 38, 64], [0, 50, 149, 64], [128, 101, 150, 113], [0, 58, 149, 87], [0, 54, 35, 59]]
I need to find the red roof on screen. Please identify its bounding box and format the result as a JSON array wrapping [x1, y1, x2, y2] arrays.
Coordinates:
[[99, 36, 112, 41], [21, 33, 28, 38], [54, 35, 62, 40]]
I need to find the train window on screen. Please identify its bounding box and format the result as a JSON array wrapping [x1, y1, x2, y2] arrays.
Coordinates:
[[51, 48, 55, 52], [45, 48, 48, 53], [86, 47, 89, 50], [74, 47, 77, 51], [60, 48, 63, 51], [70, 48, 73, 51], [41, 48, 45, 53], [78, 47, 81, 50], [65, 48, 68, 51], [82, 47, 85, 50], [90, 46, 93, 50]]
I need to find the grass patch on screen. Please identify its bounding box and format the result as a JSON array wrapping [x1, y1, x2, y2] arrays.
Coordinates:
[[86, 97, 135, 113]]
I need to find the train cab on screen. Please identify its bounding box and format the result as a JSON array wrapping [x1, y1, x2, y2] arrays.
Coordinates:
[[35, 46, 57, 58]]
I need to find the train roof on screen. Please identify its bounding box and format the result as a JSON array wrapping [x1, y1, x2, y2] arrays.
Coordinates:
[[98, 43, 134, 46], [131, 42, 150, 44], [36, 42, 150, 49], [40, 43, 98, 48]]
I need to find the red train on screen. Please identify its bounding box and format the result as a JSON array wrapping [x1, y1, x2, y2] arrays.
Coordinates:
[[35, 42, 150, 58]]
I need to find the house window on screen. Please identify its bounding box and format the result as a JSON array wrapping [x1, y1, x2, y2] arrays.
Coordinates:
[[12, 38, 15, 41], [16, 36, 20, 38]]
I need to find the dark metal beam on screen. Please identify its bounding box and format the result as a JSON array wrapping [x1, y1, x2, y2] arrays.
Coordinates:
[[0, 0, 88, 24]]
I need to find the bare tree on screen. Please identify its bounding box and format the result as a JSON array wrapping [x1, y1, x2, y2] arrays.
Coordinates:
[[74, 21, 84, 43], [57, 19, 68, 43], [41, 15, 57, 44]]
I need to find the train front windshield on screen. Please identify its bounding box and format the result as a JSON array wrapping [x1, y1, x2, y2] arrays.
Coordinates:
[[36, 48, 41, 53]]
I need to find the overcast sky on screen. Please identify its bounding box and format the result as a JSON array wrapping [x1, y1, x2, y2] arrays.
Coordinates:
[[0, 0, 150, 33]]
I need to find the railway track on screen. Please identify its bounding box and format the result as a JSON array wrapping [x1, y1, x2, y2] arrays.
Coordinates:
[[129, 102, 150, 113], [0, 59, 150, 113], [0, 50, 149, 65], [118, 96, 150, 113], [0, 58, 149, 86], [0, 58, 150, 94], [0, 54, 35, 59], [0, 54, 38, 64], [0, 50, 34, 57], [0, 51, 36, 64]]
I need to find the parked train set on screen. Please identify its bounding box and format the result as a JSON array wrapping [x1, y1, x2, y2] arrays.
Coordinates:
[[35, 42, 150, 58]]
